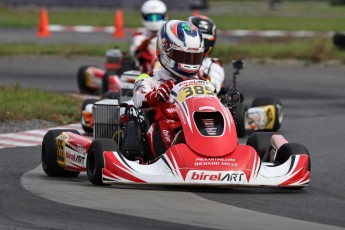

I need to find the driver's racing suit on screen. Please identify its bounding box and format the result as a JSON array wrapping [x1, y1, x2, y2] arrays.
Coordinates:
[[133, 67, 189, 158], [198, 57, 225, 94], [129, 28, 158, 74]]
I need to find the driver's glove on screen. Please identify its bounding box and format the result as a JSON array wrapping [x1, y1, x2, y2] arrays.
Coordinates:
[[157, 80, 174, 102], [145, 80, 174, 107]]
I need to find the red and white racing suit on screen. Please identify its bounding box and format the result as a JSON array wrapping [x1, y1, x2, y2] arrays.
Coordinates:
[[133, 67, 186, 158], [198, 57, 225, 94], [129, 28, 158, 73]]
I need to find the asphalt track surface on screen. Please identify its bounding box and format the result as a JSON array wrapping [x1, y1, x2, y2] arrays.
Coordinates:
[[0, 56, 345, 229]]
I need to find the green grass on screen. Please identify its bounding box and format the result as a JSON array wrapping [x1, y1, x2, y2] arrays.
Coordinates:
[[0, 1, 345, 31], [0, 42, 130, 56], [214, 38, 345, 63], [1, 38, 344, 63], [0, 84, 83, 124], [213, 15, 344, 31]]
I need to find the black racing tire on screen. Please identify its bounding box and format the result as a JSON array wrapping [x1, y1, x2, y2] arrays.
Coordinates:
[[77, 65, 90, 94], [333, 32, 345, 49], [246, 132, 277, 161], [101, 71, 111, 95], [81, 98, 99, 133], [77, 65, 99, 94], [41, 129, 81, 177], [102, 91, 121, 100], [251, 97, 283, 131], [87, 139, 117, 186], [102, 72, 121, 99], [275, 143, 311, 190], [233, 103, 248, 138]]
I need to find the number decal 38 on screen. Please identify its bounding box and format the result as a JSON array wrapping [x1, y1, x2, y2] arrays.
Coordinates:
[[177, 85, 214, 102]]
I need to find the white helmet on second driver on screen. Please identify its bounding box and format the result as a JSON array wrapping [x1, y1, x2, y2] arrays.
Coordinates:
[[141, 0, 167, 32]]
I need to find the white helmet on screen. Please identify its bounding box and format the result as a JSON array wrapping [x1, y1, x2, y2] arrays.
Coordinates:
[[141, 0, 167, 32], [157, 20, 204, 79]]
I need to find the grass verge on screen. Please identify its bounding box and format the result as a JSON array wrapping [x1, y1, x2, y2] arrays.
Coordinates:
[[215, 38, 345, 63], [0, 42, 130, 57], [0, 84, 83, 124], [1, 38, 344, 63], [0, 3, 345, 31]]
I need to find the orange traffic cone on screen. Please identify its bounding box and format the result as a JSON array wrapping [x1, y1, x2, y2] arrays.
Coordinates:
[[37, 8, 51, 37], [113, 9, 125, 38], [192, 9, 199, 16]]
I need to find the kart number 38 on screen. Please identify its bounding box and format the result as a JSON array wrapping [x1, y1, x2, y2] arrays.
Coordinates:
[[179, 85, 213, 102]]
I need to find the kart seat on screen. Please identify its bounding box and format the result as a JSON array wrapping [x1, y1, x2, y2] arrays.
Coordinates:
[[120, 118, 146, 161], [171, 130, 186, 146]]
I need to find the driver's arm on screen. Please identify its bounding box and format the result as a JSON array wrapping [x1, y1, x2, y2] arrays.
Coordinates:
[[200, 58, 224, 94], [133, 73, 154, 110], [209, 61, 225, 94], [133, 74, 174, 110]]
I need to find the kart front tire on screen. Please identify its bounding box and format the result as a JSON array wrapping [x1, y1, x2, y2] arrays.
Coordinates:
[[77, 65, 98, 94], [275, 143, 311, 190], [252, 97, 283, 131], [275, 143, 311, 171], [87, 139, 117, 186], [41, 129, 80, 177], [246, 132, 276, 161], [233, 103, 248, 138], [81, 98, 99, 133]]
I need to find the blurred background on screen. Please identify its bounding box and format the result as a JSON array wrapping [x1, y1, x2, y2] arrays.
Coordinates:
[[0, 0, 344, 63], [0, 0, 209, 9]]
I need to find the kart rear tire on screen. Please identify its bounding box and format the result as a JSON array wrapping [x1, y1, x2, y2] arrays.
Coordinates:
[[251, 97, 283, 131], [275, 143, 311, 190], [77, 65, 98, 94], [246, 132, 276, 161], [233, 103, 248, 138], [41, 129, 81, 177], [81, 98, 99, 133], [87, 139, 117, 186]]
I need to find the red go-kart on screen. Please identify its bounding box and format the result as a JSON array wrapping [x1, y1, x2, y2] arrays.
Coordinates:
[[42, 79, 310, 189]]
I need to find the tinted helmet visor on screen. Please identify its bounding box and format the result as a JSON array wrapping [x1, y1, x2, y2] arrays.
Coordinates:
[[168, 49, 204, 65], [142, 14, 165, 22]]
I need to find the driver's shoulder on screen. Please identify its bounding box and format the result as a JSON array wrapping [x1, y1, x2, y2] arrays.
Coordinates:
[[210, 57, 223, 66], [135, 73, 151, 83]]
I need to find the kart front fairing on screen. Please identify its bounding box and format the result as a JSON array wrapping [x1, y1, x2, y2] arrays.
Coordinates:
[[102, 142, 309, 187], [170, 79, 238, 157]]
